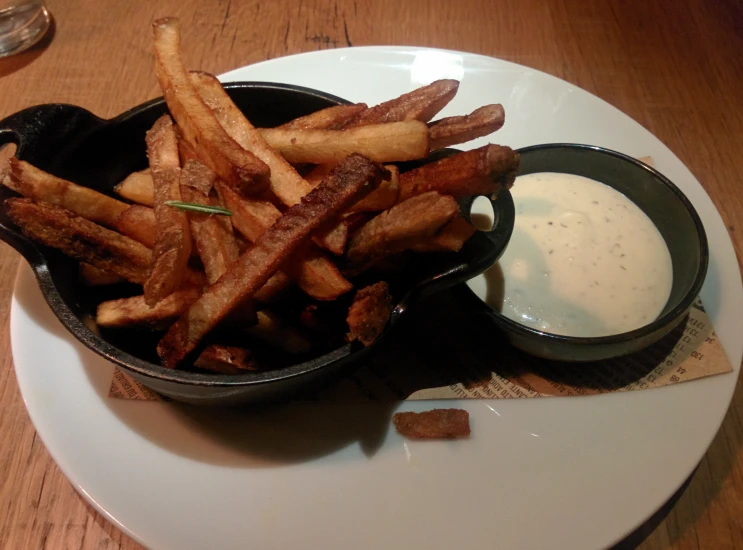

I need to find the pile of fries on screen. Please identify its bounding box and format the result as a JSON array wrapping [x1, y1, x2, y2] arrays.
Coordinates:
[[1, 18, 518, 374]]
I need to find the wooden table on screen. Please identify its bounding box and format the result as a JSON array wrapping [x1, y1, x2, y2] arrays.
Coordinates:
[[0, 0, 741, 547]]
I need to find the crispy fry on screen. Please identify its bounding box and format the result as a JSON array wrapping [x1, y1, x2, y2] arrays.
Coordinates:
[[79, 263, 125, 286], [281, 243, 353, 299], [260, 121, 429, 164], [346, 281, 393, 346], [313, 218, 349, 256], [428, 104, 505, 150], [8, 159, 130, 227], [180, 160, 239, 284], [215, 180, 280, 241], [194, 345, 257, 374], [190, 71, 314, 207], [247, 310, 312, 354], [303, 163, 335, 187], [254, 271, 293, 303], [343, 79, 459, 127], [6, 199, 152, 283], [275, 103, 368, 130], [152, 18, 270, 195], [217, 179, 352, 300], [346, 191, 459, 267], [114, 170, 154, 206], [348, 165, 399, 212], [393, 409, 470, 439], [144, 115, 192, 305], [399, 144, 519, 201], [96, 287, 201, 329], [411, 216, 477, 253], [157, 154, 386, 367], [114, 205, 157, 248]]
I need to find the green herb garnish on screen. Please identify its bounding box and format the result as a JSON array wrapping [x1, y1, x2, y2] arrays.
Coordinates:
[[164, 201, 232, 216]]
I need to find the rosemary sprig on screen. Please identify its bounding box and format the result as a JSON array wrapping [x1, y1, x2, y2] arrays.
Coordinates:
[[164, 201, 232, 216]]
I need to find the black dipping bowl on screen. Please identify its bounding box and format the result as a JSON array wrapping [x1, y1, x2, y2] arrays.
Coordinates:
[[457, 143, 708, 362], [0, 83, 515, 405]]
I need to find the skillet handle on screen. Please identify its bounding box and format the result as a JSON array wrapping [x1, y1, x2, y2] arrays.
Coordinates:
[[0, 103, 104, 264], [391, 188, 516, 322]]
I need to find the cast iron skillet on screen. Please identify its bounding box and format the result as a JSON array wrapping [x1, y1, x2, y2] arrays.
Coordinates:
[[0, 82, 515, 405]]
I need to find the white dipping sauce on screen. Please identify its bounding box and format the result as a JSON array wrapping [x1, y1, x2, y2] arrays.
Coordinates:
[[495, 172, 673, 337]]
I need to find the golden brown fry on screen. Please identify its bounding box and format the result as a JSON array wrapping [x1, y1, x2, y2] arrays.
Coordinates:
[[152, 18, 269, 196], [428, 104, 506, 150], [6, 199, 152, 283], [194, 345, 257, 374], [144, 115, 192, 305], [114, 205, 157, 248], [8, 159, 130, 227], [114, 170, 154, 206], [343, 79, 459, 127], [282, 244, 352, 300], [96, 287, 201, 329], [157, 154, 386, 368], [348, 165, 399, 212], [398, 144, 519, 201], [346, 281, 393, 346], [79, 263, 125, 286], [260, 121, 429, 164], [217, 179, 352, 300], [215, 180, 280, 241], [179, 160, 239, 284], [190, 71, 313, 207], [313, 218, 349, 256], [303, 163, 335, 187], [346, 191, 459, 267], [253, 271, 293, 303], [275, 103, 368, 130], [393, 409, 470, 439], [411, 216, 477, 253], [247, 310, 312, 354]]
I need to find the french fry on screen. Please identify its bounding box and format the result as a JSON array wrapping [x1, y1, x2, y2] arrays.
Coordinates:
[[343, 79, 459, 127], [194, 345, 257, 374], [303, 163, 335, 187], [254, 271, 293, 303], [114, 205, 156, 248], [348, 165, 399, 212], [179, 160, 239, 284], [144, 115, 192, 305], [398, 144, 519, 201], [96, 287, 201, 329], [346, 281, 393, 346], [428, 104, 505, 150], [346, 191, 459, 267], [79, 263, 125, 286], [157, 154, 386, 368], [393, 409, 470, 439], [260, 121, 429, 165], [275, 103, 368, 130], [190, 71, 313, 207], [8, 159, 130, 227], [247, 310, 312, 354], [312, 218, 349, 256], [152, 18, 270, 196], [411, 216, 477, 253], [6, 198, 152, 283], [114, 170, 154, 206], [217, 179, 353, 300]]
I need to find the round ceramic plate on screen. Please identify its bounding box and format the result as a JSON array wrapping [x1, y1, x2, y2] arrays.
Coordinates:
[[11, 47, 743, 550]]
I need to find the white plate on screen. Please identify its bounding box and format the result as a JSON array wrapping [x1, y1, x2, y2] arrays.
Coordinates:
[[11, 47, 743, 550]]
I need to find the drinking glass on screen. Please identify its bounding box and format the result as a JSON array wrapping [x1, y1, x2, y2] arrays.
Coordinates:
[[0, 0, 50, 57]]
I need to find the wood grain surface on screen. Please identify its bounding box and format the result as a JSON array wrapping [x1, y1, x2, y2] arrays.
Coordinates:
[[1, 0, 742, 548]]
